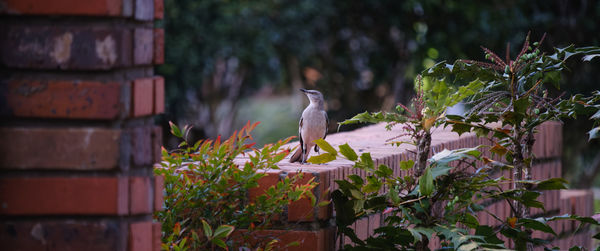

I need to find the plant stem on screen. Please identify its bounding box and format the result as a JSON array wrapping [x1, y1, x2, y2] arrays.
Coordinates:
[[415, 131, 432, 176]]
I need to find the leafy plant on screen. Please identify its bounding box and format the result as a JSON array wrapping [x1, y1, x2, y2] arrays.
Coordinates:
[[423, 32, 600, 249], [309, 33, 600, 251], [155, 121, 318, 250]]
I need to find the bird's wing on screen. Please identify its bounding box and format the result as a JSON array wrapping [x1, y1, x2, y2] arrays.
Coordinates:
[[299, 117, 304, 153], [315, 112, 328, 153], [324, 111, 329, 140]]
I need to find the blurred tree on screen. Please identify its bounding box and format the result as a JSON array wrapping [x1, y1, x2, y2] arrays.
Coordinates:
[[158, 0, 599, 186]]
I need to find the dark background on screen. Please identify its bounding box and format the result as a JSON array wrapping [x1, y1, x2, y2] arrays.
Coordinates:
[[156, 0, 600, 187]]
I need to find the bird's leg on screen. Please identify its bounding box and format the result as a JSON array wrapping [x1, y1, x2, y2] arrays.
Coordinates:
[[301, 144, 307, 164]]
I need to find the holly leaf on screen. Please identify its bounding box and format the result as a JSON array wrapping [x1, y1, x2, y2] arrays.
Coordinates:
[[534, 178, 568, 190], [400, 160, 415, 170], [518, 218, 556, 236], [419, 167, 434, 196], [339, 143, 358, 161]]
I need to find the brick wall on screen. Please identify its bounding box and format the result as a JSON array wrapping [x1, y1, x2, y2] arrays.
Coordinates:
[[242, 121, 593, 250], [0, 0, 165, 250]]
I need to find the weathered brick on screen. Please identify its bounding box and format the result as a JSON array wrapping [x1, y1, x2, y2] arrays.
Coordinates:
[[131, 78, 154, 117], [0, 220, 127, 251], [154, 174, 165, 211], [153, 75, 165, 114], [153, 28, 164, 65], [129, 221, 152, 251], [134, 28, 154, 65], [0, 127, 121, 170], [0, 177, 129, 215], [131, 126, 152, 166], [0, 0, 124, 16], [134, 0, 154, 21], [0, 24, 133, 70], [151, 126, 163, 163], [154, 0, 164, 19], [1, 80, 125, 119], [130, 177, 153, 215], [152, 222, 162, 251]]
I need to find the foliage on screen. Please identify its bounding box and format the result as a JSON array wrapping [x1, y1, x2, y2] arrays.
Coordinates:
[[154, 121, 318, 250], [310, 138, 599, 250], [311, 33, 600, 250], [421, 34, 600, 249]]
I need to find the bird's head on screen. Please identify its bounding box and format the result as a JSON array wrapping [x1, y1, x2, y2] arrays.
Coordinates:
[[300, 88, 324, 104]]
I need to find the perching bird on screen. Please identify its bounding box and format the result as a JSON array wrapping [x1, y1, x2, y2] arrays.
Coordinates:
[[289, 89, 328, 164]]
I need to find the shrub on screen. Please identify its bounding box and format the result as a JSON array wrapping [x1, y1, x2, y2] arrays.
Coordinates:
[[155, 121, 318, 250]]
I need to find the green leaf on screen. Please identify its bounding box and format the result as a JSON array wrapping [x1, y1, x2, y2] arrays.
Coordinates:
[[358, 153, 374, 170], [169, 121, 182, 138], [588, 127, 600, 141], [375, 164, 393, 178], [460, 213, 479, 228], [213, 225, 235, 239], [534, 178, 568, 190], [364, 176, 382, 193], [314, 138, 337, 155], [212, 238, 227, 249], [201, 219, 213, 238], [307, 153, 337, 164], [347, 174, 364, 186], [400, 160, 414, 170], [518, 218, 556, 235], [339, 143, 358, 161], [419, 167, 434, 196]]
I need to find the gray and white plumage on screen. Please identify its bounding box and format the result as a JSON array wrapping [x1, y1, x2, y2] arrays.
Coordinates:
[[289, 89, 328, 164]]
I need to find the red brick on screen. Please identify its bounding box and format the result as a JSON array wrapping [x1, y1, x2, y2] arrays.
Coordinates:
[[130, 177, 153, 215], [129, 221, 152, 251], [152, 222, 162, 251], [151, 126, 163, 163], [248, 170, 281, 201], [0, 127, 122, 170], [2, 80, 124, 119], [0, 220, 127, 251], [131, 126, 153, 166], [153, 76, 165, 114], [131, 78, 154, 117], [287, 169, 331, 222], [154, 174, 165, 211], [154, 0, 164, 19], [232, 228, 331, 251], [0, 24, 133, 70], [0, 177, 128, 215], [0, 0, 124, 16], [134, 28, 154, 65], [153, 28, 165, 64], [134, 0, 154, 21]]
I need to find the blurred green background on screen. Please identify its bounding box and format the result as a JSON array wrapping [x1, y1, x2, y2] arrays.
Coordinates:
[[155, 0, 600, 187]]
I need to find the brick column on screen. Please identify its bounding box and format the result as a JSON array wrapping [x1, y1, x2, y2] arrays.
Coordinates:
[[0, 0, 165, 250]]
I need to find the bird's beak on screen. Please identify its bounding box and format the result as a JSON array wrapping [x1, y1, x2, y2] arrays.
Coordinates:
[[299, 88, 308, 93]]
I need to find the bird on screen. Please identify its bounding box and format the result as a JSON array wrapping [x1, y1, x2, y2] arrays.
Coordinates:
[[289, 89, 328, 164]]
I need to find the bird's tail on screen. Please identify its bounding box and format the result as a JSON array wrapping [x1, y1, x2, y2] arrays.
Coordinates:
[[289, 144, 302, 163]]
